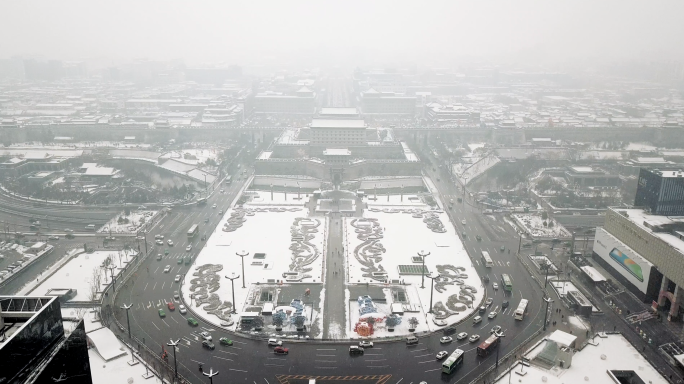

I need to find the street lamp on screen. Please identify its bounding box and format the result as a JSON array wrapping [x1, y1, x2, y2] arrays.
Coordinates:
[[203, 368, 219, 384], [236, 250, 249, 288], [167, 338, 180, 379], [107, 265, 117, 292], [541, 261, 551, 289], [543, 296, 554, 331], [418, 250, 430, 288], [121, 303, 132, 338], [425, 273, 441, 313], [225, 273, 240, 314]]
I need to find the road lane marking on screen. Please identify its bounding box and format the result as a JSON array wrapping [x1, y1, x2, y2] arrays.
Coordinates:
[[395, 379, 403, 384], [317, 354, 336, 357], [366, 359, 386, 362], [219, 350, 237, 355], [264, 364, 283, 367], [153, 282, 157, 290], [316, 348, 336, 351], [161, 282, 165, 290], [315, 360, 336, 363], [314, 367, 337, 369], [228, 368, 247, 372], [161, 319, 170, 327], [424, 368, 441, 372], [410, 348, 427, 352], [151, 322, 160, 330], [213, 356, 233, 361], [144, 283, 148, 291], [417, 360, 435, 364], [414, 353, 432, 358], [367, 365, 388, 368]]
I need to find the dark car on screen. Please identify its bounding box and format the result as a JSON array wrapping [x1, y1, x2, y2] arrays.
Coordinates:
[[349, 346, 364, 355], [502, 300, 509, 308], [202, 340, 215, 350]]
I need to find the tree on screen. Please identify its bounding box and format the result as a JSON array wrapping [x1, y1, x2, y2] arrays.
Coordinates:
[[408, 317, 419, 330], [293, 315, 306, 329], [385, 314, 401, 328], [543, 221, 548, 227], [272, 312, 285, 328], [252, 316, 264, 329]]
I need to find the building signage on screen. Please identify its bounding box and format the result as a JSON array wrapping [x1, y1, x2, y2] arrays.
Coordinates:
[[593, 228, 652, 294]]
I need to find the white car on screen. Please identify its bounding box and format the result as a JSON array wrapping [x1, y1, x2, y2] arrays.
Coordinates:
[[48, 235, 59, 240], [488, 311, 498, 319], [461, 219, 466, 225], [439, 336, 453, 344], [491, 325, 502, 334], [167, 239, 173, 246], [436, 351, 449, 360], [186, 245, 192, 252], [173, 291, 179, 299], [268, 338, 283, 346], [155, 240, 164, 245], [493, 282, 499, 290], [456, 332, 468, 340], [212, 204, 217, 208], [163, 265, 171, 273], [64, 228, 74, 233], [174, 275, 181, 283], [359, 340, 374, 348], [220, 189, 224, 193], [179, 304, 187, 314], [200, 331, 212, 341], [155, 234, 164, 240], [469, 334, 481, 343]]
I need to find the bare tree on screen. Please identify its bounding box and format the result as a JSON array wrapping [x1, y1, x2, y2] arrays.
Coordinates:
[[88, 267, 103, 301]]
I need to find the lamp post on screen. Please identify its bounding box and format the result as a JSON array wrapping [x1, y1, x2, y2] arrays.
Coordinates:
[[542, 261, 551, 289], [426, 273, 440, 313], [203, 368, 219, 384], [236, 250, 249, 288], [167, 338, 180, 379], [225, 273, 240, 314], [543, 296, 554, 331], [107, 265, 117, 292], [121, 303, 132, 338], [418, 250, 430, 288]]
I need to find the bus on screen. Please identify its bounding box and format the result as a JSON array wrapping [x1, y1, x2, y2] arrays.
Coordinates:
[[187, 224, 199, 239], [197, 198, 207, 206], [441, 349, 465, 374], [501, 274, 513, 292], [477, 334, 500, 357], [481, 251, 493, 268], [514, 299, 529, 321]]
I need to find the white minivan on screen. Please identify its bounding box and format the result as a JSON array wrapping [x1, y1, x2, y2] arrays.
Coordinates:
[[473, 316, 482, 324]]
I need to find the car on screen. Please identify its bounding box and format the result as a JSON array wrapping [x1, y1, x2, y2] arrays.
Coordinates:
[[268, 338, 283, 346], [173, 291, 179, 299], [202, 340, 215, 350], [158, 309, 166, 318], [461, 219, 466, 225], [461, 231, 466, 237], [274, 346, 289, 355], [219, 337, 233, 346], [186, 245, 192, 252], [64, 228, 74, 233], [157, 253, 163, 261], [167, 239, 173, 246], [179, 304, 187, 314], [488, 311, 498, 319], [174, 274, 181, 283], [469, 334, 481, 343], [500, 246, 506, 252], [473, 316, 483, 324], [212, 204, 217, 208], [359, 340, 374, 348], [220, 189, 224, 193], [485, 297, 493, 306], [456, 332, 468, 340], [48, 235, 59, 240], [200, 331, 212, 341], [136, 235, 145, 240], [479, 306, 486, 314], [163, 265, 171, 273], [187, 318, 199, 326], [105, 236, 116, 241], [349, 345, 364, 355], [436, 351, 449, 360], [502, 300, 509, 308], [204, 218, 209, 223], [155, 234, 164, 240], [439, 336, 453, 344], [155, 240, 164, 245], [476, 235, 482, 241], [491, 325, 502, 334], [177, 257, 183, 264], [493, 282, 499, 290], [167, 302, 175, 311]]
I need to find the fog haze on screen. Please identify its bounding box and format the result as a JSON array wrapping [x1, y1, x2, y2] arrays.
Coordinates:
[[3, 0, 684, 67]]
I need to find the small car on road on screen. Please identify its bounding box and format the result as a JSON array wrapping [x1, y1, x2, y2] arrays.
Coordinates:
[[167, 302, 175, 311], [439, 336, 453, 344], [48, 235, 59, 240], [493, 282, 499, 290], [155, 240, 164, 245], [268, 338, 283, 346], [490, 325, 502, 334], [461, 219, 466, 225], [219, 337, 233, 346], [500, 246, 506, 252], [157, 254, 163, 261], [488, 311, 498, 319], [179, 305, 187, 314], [173, 291, 179, 299], [502, 300, 509, 308], [359, 340, 374, 348], [469, 334, 481, 343], [155, 234, 164, 240], [456, 332, 468, 340], [186, 245, 192, 252], [436, 351, 449, 360], [274, 346, 289, 355], [163, 265, 171, 273], [174, 275, 181, 283], [485, 297, 493, 306], [202, 340, 215, 350], [158, 309, 166, 318], [200, 331, 212, 341], [187, 318, 198, 326], [212, 204, 217, 208], [167, 240, 173, 246], [349, 345, 364, 355], [476, 235, 482, 241]]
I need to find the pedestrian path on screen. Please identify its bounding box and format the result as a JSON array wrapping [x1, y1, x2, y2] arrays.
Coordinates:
[[322, 215, 346, 339]]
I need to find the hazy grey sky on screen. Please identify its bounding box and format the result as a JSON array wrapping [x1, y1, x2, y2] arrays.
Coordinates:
[[2, 0, 684, 67]]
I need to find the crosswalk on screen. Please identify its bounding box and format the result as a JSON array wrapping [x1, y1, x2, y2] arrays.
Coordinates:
[[159, 252, 191, 260], [474, 259, 510, 267]]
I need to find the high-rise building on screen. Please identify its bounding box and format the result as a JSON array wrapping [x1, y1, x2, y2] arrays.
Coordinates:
[[634, 168, 684, 215]]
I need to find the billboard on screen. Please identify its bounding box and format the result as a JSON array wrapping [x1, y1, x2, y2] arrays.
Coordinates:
[[593, 228, 653, 294]]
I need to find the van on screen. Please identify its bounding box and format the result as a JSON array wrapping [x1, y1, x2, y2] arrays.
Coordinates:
[[473, 316, 482, 324], [85, 224, 96, 231], [406, 336, 418, 345]]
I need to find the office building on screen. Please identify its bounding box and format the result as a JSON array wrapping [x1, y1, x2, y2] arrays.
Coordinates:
[[635, 168, 684, 215]]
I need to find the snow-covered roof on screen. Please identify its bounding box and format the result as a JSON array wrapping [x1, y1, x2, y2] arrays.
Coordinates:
[[548, 330, 577, 347], [323, 148, 351, 156], [580, 266, 606, 282], [310, 119, 367, 129]]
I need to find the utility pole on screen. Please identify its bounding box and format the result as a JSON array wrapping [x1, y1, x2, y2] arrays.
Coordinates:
[[517, 234, 522, 253], [121, 303, 132, 338], [225, 273, 240, 314], [426, 273, 440, 313], [418, 250, 430, 288], [107, 265, 117, 292], [167, 339, 180, 379]]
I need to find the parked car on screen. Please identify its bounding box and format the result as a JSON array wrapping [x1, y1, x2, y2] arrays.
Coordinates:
[[439, 336, 453, 344], [219, 337, 233, 346], [268, 338, 283, 346], [456, 332, 468, 340], [179, 305, 187, 314], [163, 265, 171, 273], [167, 302, 175, 311], [274, 347, 289, 355], [202, 340, 215, 350], [158, 309, 166, 318], [359, 341, 374, 348], [469, 334, 481, 343], [436, 351, 449, 360]]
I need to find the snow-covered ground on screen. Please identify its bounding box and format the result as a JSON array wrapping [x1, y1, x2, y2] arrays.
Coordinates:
[[99, 210, 158, 234], [181, 191, 324, 331], [511, 213, 571, 239], [161, 148, 220, 165], [452, 155, 500, 186], [29, 250, 135, 301], [344, 198, 484, 338]]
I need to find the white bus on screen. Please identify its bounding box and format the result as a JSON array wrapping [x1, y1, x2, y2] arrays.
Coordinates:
[[441, 349, 465, 374], [514, 299, 528, 320], [481, 251, 493, 268]]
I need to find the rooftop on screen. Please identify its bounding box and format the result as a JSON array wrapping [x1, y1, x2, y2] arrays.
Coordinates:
[[323, 148, 351, 156], [310, 119, 367, 129], [319, 107, 359, 116]]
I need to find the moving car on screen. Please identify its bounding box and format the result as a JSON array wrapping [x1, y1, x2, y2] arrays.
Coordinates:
[[476, 235, 482, 241], [456, 332, 468, 340], [212, 204, 217, 208], [156, 254, 163, 261], [349, 345, 364, 355], [187, 318, 199, 326], [163, 265, 171, 273], [436, 351, 449, 360], [359, 340, 374, 348], [488, 311, 498, 319], [167, 240, 173, 246], [490, 325, 502, 334], [502, 300, 509, 308], [493, 282, 499, 290], [155, 240, 164, 245], [179, 305, 187, 314], [48, 235, 59, 240], [220, 189, 224, 193], [186, 245, 192, 252], [204, 218, 209, 223], [268, 338, 283, 346], [200, 331, 212, 341], [65, 228, 74, 233], [155, 234, 164, 240], [274, 347, 289, 355], [500, 246, 506, 252], [174, 275, 181, 283], [439, 336, 453, 344], [219, 337, 233, 346], [202, 340, 215, 350], [485, 297, 493, 306], [173, 291, 179, 299], [461, 219, 466, 225], [469, 334, 481, 343], [158, 309, 166, 318], [177, 258, 182, 264], [473, 316, 482, 324], [167, 302, 175, 311], [219, 210, 223, 214]]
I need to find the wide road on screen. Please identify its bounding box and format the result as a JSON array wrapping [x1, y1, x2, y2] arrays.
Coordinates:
[[111, 169, 546, 383]]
